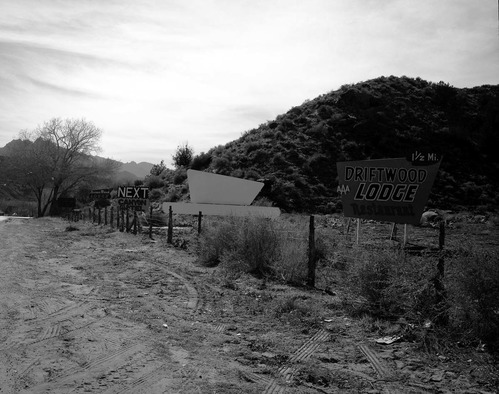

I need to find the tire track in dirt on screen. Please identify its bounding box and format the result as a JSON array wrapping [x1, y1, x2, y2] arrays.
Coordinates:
[[148, 260, 200, 313], [261, 328, 330, 394], [358, 343, 394, 380], [2, 318, 100, 351], [18, 264, 200, 394], [28, 342, 147, 393], [113, 364, 169, 394], [358, 343, 402, 394], [25, 299, 93, 323], [0, 301, 96, 351], [29, 337, 176, 394]]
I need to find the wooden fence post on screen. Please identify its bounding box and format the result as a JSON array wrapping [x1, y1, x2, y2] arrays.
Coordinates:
[[356, 218, 361, 245], [98, 209, 102, 225], [104, 206, 108, 226], [434, 221, 448, 324], [125, 208, 130, 232], [120, 208, 124, 232], [307, 215, 316, 288], [88, 207, 91, 222], [167, 206, 173, 244], [198, 211, 202, 235], [110, 206, 114, 228], [149, 205, 153, 240], [92, 207, 95, 223], [133, 211, 137, 235]]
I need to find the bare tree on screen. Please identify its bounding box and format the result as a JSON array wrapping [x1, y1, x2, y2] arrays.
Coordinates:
[[8, 118, 117, 216]]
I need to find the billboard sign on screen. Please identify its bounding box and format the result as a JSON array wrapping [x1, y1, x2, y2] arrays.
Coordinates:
[[336, 154, 441, 225], [117, 186, 149, 211], [187, 169, 264, 205]]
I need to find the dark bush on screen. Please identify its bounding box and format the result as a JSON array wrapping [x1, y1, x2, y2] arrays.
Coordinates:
[[144, 175, 164, 189], [190, 152, 212, 171]]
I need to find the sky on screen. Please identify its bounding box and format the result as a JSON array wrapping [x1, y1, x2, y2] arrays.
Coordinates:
[[1, 0, 498, 166]]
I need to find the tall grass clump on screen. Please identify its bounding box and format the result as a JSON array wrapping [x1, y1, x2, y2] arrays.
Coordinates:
[[272, 219, 309, 284], [344, 244, 457, 330], [345, 247, 433, 319], [198, 216, 280, 276], [447, 246, 499, 352], [198, 215, 312, 283], [343, 239, 499, 353]]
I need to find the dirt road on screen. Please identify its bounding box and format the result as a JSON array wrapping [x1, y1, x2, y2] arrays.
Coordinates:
[[0, 218, 497, 393]]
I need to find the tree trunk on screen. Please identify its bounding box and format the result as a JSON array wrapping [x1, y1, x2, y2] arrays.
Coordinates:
[[48, 185, 60, 216]]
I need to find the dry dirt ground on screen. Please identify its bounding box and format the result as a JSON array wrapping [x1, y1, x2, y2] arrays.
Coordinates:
[[0, 217, 497, 393]]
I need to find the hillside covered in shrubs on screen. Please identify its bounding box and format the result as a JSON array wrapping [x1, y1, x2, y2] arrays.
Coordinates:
[[185, 76, 499, 213]]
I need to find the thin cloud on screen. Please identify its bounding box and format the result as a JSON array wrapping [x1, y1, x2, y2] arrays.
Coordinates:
[[0, 0, 497, 164], [24, 76, 102, 99]]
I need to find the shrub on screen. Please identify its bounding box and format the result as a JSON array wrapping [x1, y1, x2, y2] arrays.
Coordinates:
[[448, 247, 499, 351], [198, 215, 314, 285], [149, 188, 164, 201], [198, 216, 280, 276], [190, 152, 212, 171], [172, 168, 187, 185], [144, 175, 164, 189], [346, 247, 436, 319], [197, 217, 244, 268], [164, 188, 180, 202], [341, 238, 499, 353]]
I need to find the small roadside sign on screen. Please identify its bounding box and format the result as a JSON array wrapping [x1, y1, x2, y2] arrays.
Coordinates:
[[117, 186, 149, 211], [89, 189, 111, 200]]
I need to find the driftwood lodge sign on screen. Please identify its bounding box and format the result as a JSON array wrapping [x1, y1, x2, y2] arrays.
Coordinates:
[[336, 155, 441, 225]]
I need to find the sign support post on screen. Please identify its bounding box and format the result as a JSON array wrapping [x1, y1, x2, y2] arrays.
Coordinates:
[[356, 219, 361, 245]]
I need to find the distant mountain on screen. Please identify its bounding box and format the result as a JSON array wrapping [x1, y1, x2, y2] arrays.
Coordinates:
[[196, 76, 499, 212], [119, 161, 154, 179], [0, 141, 153, 182]]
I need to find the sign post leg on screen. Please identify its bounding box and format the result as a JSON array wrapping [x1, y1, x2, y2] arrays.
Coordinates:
[[346, 218, 351, 237], [356, 219, 361, 245], [390, 223, 397, 240]]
